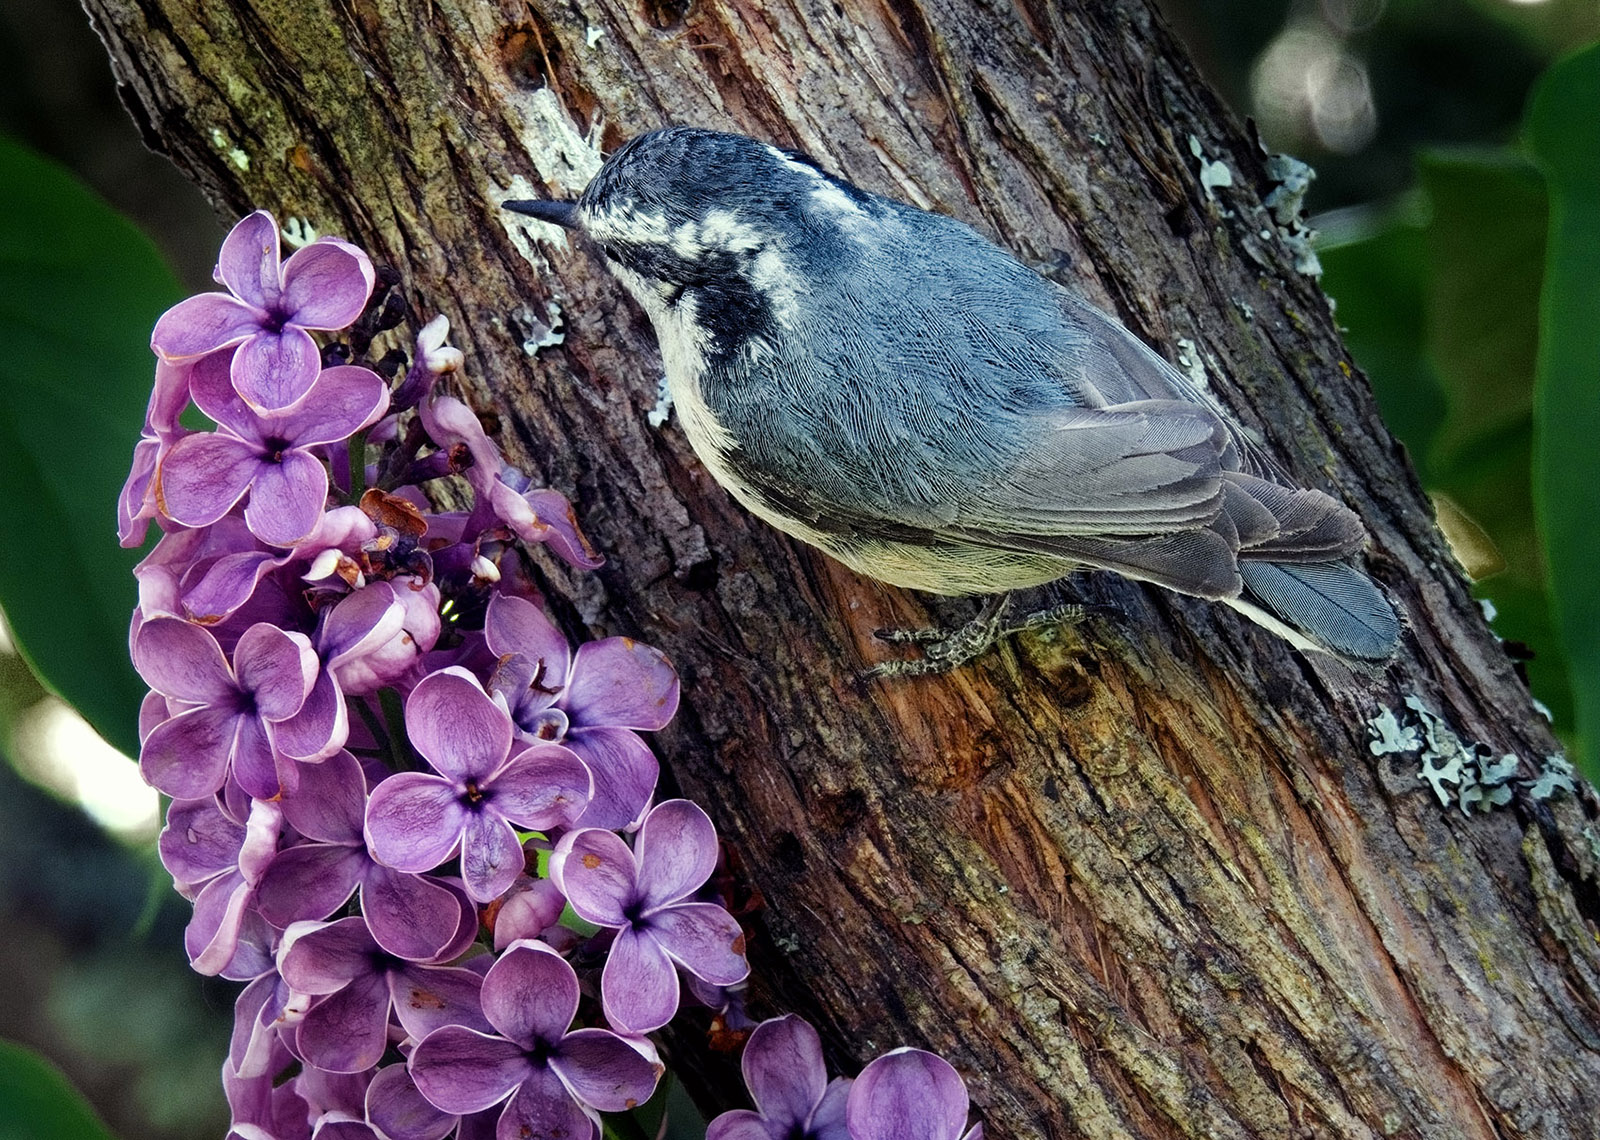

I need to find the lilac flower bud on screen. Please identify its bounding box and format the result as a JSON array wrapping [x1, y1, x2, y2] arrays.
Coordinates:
[[152, 211, 376, 411]]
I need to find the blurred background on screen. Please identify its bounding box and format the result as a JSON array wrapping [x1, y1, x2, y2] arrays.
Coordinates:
[[1, 0, 1596, 1137]]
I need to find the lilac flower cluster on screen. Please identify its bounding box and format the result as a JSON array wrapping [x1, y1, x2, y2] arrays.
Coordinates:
[[127, 211, 723, 1139], [126, 211, 984, 1139]]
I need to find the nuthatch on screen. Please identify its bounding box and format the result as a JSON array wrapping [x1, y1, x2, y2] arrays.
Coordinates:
[[507, 127, 1399, 673]]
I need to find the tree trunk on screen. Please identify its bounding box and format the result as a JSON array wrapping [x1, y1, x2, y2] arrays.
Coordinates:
[[85, 0, 1600, 1134]]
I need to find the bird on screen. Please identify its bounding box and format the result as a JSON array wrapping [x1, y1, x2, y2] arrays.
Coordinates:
[[504, 126, 1401, 674]]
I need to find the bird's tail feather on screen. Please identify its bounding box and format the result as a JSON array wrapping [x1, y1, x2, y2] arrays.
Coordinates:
[[1232, 560, 1400, 661]]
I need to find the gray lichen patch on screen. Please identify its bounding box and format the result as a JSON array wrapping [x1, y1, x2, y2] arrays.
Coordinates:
[[1366, 696, 1566, 814]]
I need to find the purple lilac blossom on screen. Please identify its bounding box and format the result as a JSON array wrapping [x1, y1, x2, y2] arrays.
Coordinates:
[[275, 579, 441, 763], [119, 359, 194, 547], [151, 210, 375, 411], [550, 799, 749, 1033], [484, 592, 677, 830], [155, 350, 390, 547], [845, 1049, 983, 1140], [278, 916, 492, 1074], [707, 1015, 851, 1140], [408, 940, 663, 1140], [256, 749, 477, 961], [159, 794, 282, 976], [225, 1036, 311, 1140], [365, 667, 592, 903], [134, 616, 317, 799]]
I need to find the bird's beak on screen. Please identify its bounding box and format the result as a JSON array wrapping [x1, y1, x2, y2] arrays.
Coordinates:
[[502, 199, 580, 229]]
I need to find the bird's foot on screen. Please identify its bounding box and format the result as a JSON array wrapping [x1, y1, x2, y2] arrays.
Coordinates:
[[867, 596, 1095, 678]]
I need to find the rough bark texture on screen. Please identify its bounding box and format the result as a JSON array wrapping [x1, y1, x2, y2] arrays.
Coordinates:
[[85, 0, 1600, 1135]]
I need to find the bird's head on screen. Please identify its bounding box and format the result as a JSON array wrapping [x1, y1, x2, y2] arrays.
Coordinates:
[[505, 127, 873, 356]]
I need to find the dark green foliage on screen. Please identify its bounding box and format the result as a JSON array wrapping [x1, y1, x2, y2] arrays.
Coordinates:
[[0, 136, 183, 757]]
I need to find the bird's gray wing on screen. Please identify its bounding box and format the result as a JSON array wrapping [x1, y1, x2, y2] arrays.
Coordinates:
[[1054, 289, 1291, 480]]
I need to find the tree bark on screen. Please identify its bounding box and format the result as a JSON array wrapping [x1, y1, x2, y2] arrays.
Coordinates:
[[85, 0, 1600, 1135]]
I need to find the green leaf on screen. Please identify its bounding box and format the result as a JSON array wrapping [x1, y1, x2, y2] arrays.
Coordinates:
[[1319, 149, 1572, 733], [0, 1038, 119, 1140], [0, 136, 185, 757], [1527, 41, 1600, 777]]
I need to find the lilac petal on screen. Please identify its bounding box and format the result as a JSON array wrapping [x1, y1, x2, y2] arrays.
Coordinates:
[[273, 365, 391, 446], [151, 292, 263, 360], [226, 1039, 312, 1140], [297, 1051, 373, 1118], [276, 667, 349, 762], [742, 1015, 827, 1128], [366, 772, 467, 872], [601, 925, 678, 1034], [140, 704, 237, 799], [234, 623, 318, 720], [390, 964, 491, 1040], [256, 843, 364, 926], [281, 748, 366, 842], [188, 345, 259, 439], [310, 1117, 379, 1139], [634, 799, 718, 910], [139, 690, 171, 745], [296, 970, 393, 1073], [367, 1064, 456, 1140], [321, 582, 405, 664], [217, 210, 284, 309], [118, 436, 160, 548], [490, 744, 590, 831], [405, 667, 513, 781], [648, 903, 748, 986], [160, 796, 245, 894], [187, 871, 253, 975], [482, 594, 570, 688], [497, 1067, 595, 1140], [231, 972, 311, 1079], [566, 728, 658, 832], [479, 942, 576, 1048], [134, 615, 237, 704], [245, 450, 329, 546], [810, 1078, 853, 1140], [279, 916, 378, 994], [180, 550, 285, 626], [281, 241, 375, 328], [706, 1111, 787, 1140], [551, 1028, 662, 1113], [361, 866, 468, 962], [459, 809, 527, 904], [409, 1027, 529, 1115], [233, 326, 322, 411], [845, 1049, 971, 1140], [231, 714, 287, 800], [548, 828, 635, 928], [156, 432, 261, 527], [565, 640, 679, 731]]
